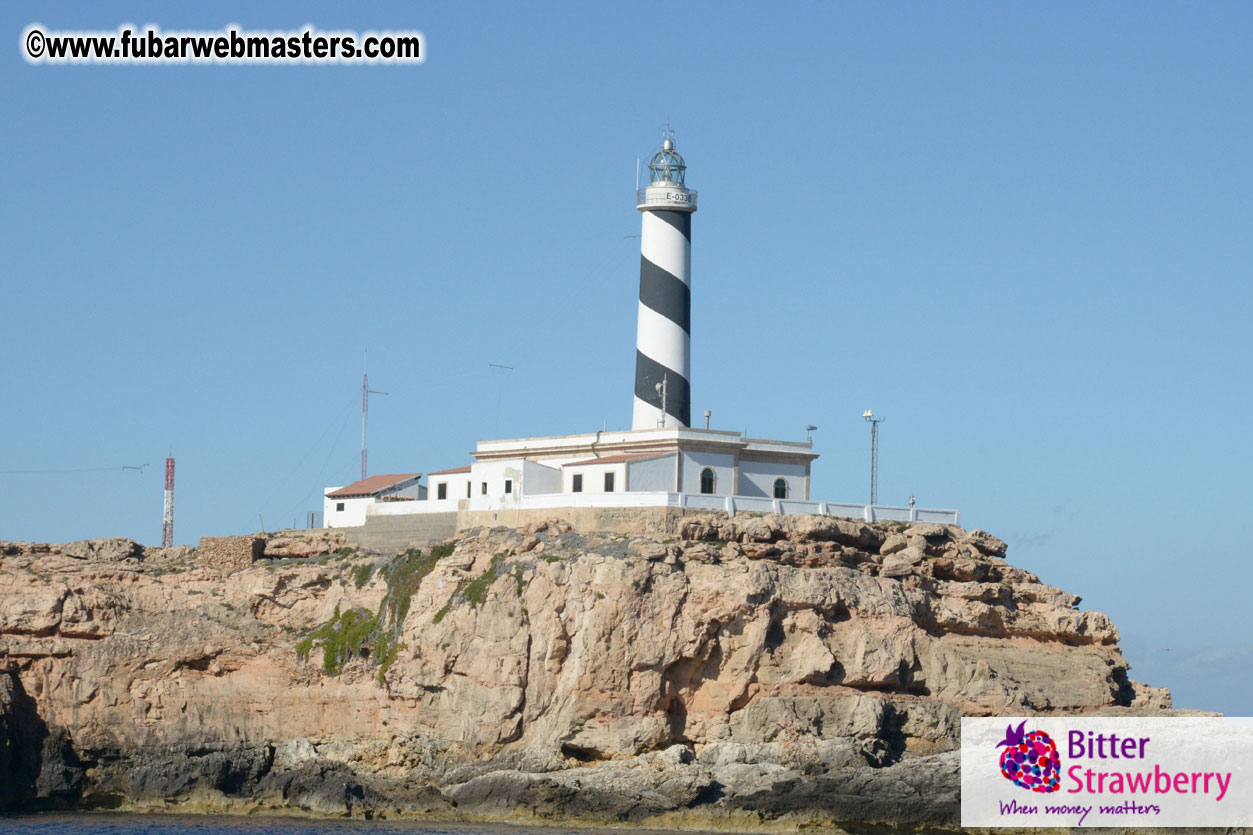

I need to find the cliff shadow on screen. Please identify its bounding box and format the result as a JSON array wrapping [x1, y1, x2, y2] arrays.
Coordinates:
[[0, 667, 84, 810]]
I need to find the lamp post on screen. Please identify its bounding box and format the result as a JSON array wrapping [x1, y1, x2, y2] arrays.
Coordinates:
[[862, 410, 885, 505]]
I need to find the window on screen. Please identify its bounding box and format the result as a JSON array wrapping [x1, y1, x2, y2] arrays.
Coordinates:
[[466, 482, 472, 498], [437, 483, 447, 500], [336, 502, 345, 512], [773, 478, 788, 499], [481, 482, 487, 495], [604, 472, 615, 492], [504, 479, 513, 494], [572, 473, 583, 493], [699, 468, 715, 494]]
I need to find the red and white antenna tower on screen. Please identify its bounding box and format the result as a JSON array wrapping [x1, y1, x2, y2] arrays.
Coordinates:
[[162, 456, 175, 547], [361, 351, 387, 480]]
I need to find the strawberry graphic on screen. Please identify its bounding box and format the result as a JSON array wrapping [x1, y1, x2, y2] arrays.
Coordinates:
[[996, 721, 1061, 793]]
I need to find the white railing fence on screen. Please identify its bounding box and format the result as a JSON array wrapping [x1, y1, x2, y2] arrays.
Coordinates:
[[363, 489, 958, 526]]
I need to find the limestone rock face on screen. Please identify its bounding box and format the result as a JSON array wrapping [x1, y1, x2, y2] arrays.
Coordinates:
[[965, 529, 1008, 558], [57, 538, 140, 563], [0, 517, 1173, 829]]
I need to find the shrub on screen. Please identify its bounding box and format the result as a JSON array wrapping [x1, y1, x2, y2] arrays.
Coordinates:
[[433, 552, 513, 623], [352, 562, 375, 589]]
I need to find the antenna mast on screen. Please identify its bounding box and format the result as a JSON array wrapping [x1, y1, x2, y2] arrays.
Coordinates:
[[162, 456, 175, 547], [362, 351, 388, 480]]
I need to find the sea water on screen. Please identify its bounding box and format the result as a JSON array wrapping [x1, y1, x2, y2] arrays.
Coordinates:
[[0, 815, 712, 835]]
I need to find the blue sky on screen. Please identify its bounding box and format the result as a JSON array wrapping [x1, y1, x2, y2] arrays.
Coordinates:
[[2, 2, 1250, 714]]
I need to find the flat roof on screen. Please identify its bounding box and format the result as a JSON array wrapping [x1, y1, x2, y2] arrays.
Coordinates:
[[471, 427, 817, 463], [475, 426, 744, 449], [563, 452, 673, 467]]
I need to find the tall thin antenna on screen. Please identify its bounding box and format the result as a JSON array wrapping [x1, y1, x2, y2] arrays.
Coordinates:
[[863, 410, 885, 505], [489, 363, 514, 433], [162, 456, 175, 547], [362, 350, 388, 480]]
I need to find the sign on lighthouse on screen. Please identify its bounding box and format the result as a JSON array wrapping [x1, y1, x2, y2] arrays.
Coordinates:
[[633, 130, 697, 429]]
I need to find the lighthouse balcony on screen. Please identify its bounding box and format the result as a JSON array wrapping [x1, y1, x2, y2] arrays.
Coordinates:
[[637, 187, 697, 211]]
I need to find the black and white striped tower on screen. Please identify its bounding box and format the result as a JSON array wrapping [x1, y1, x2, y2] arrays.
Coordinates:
[[633, 131, 697, 429]]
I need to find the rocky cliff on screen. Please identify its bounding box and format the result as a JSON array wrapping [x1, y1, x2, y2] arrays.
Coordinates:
[[0, 516, 1172, 831]]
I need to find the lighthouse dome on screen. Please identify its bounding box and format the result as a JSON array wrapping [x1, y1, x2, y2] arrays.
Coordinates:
[[648, 140, 686, 186]]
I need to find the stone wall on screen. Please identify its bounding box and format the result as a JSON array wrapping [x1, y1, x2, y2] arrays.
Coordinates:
[[456, 504, 961, 540], [197, 536, 264, 572], [341, 513, 458, 553], [457, 506, 707, 538]]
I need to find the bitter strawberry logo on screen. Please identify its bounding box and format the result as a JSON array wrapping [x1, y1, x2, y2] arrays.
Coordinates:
[[996, 721, 1061, 793]]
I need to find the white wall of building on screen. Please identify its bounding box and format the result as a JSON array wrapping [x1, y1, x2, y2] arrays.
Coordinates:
[[563, 461, 627, 494], [428, 472, 473, 505], [626, 454, 677, 491], [680, 450, 736, 496], [523, 460, 562, 495], [738, 458, 807, 499], [467, 458, 527, 510], [324, 494, 372, 528]]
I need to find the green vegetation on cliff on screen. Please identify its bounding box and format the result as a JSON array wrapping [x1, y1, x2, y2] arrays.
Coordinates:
[[297, 544, 450, 683], [432, 551, 507, 624]]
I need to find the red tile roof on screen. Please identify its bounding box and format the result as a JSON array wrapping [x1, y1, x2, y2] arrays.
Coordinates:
[[326, 473, 421, 498], [563, 452, 672, 468], [428, 465, 472, 476]]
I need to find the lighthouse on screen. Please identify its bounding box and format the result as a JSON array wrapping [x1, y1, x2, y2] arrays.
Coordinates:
[[633, 131, 697, 429]]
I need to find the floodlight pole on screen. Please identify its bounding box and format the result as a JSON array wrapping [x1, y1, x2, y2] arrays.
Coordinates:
[[863, 411, 885, 505]]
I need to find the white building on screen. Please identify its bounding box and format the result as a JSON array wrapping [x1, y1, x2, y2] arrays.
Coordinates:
[[461, 427, 815, 504], [324, 425, 956, 528], [325, 428, 818, 525], [324, 473, 424, 528]]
